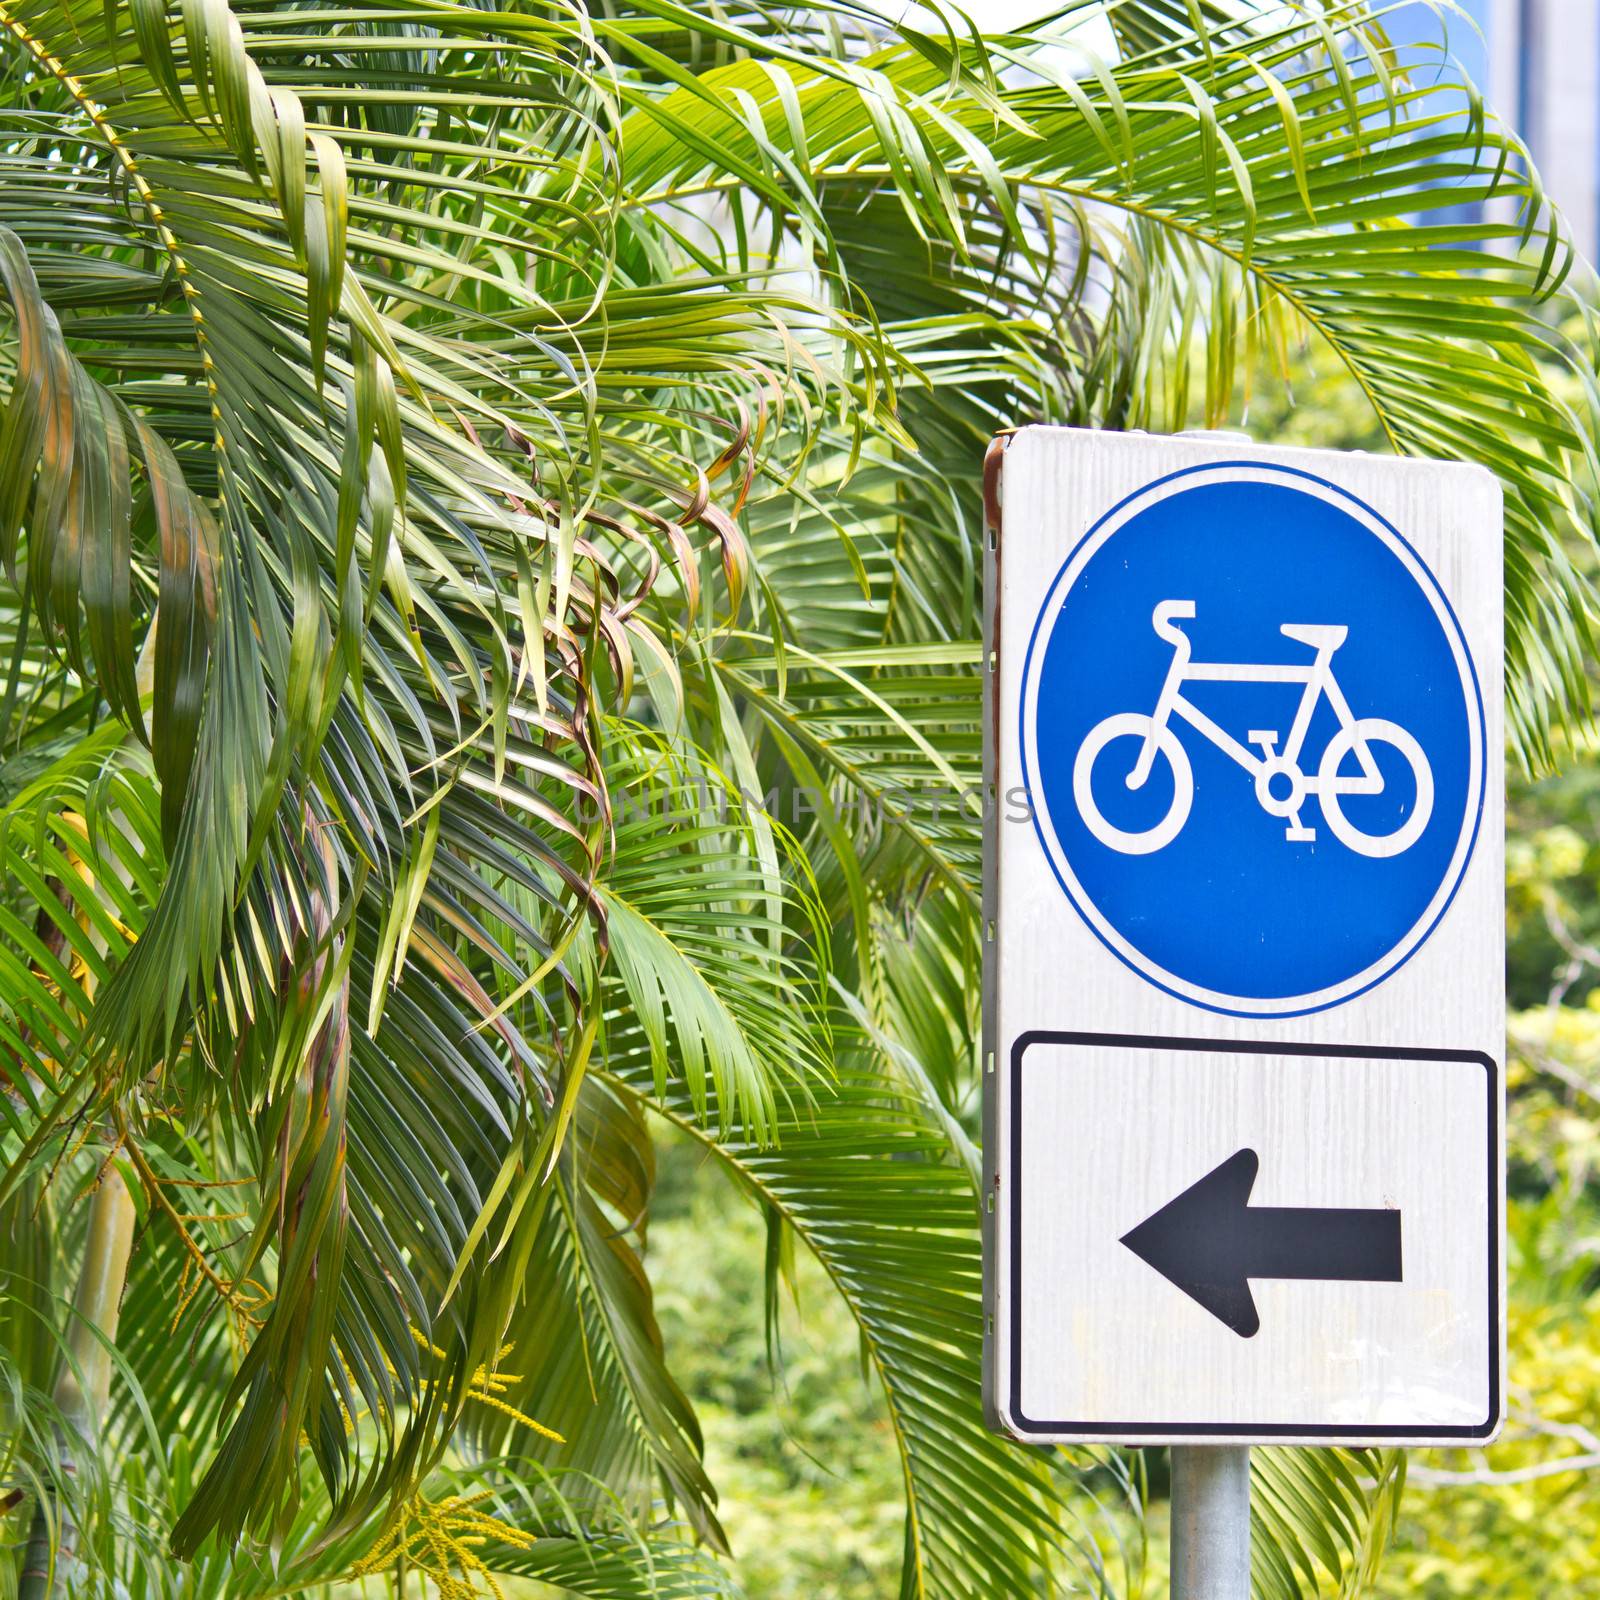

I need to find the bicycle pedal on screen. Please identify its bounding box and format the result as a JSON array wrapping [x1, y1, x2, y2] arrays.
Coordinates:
[[1285, 825, 1316, 842]]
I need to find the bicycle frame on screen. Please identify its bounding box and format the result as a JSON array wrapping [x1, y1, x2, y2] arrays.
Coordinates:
[[1129, 600, 1381, 796]]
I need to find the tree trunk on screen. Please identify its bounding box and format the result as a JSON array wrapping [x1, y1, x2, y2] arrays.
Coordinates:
[[17, 1164, 136, 1600]]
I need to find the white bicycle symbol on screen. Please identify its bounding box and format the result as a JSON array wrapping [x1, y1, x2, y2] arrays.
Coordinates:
[[1073, 600, 1433, 859]]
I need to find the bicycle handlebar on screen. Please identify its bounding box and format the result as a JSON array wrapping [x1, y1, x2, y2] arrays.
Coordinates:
[[1152, 599, 1196, 644]]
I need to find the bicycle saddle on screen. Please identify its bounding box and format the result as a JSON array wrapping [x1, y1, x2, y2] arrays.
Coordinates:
[[1279, 623, 1348, 650]]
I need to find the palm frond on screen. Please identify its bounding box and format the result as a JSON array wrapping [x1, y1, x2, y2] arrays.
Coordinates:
[[1253, 1445, 1408, 1600], [4, 2, 1595, 1595]]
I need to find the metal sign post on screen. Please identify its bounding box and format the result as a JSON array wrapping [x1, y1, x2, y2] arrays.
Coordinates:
[[1171, 1447, 1250, 1599], [980, 428, 1505, 1595]]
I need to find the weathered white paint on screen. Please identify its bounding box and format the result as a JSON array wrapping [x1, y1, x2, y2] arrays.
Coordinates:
[[1011, 1035, 1494, 1439], [981, 427, 1505, 1447]]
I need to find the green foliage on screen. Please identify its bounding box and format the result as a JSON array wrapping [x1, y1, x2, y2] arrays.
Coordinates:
[[1507, 751, 1600, 1006], [3, 3, 1600, 1598], [647, 1140, 912, 1600]]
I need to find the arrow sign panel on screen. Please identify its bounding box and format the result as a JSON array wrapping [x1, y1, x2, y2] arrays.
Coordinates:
[[1119, 1148, 1403, 1338], [998, 1033, 1496, 1443]]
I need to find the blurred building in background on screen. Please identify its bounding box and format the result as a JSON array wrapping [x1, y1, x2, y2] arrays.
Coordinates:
[[1390, 0, 1600, 261]]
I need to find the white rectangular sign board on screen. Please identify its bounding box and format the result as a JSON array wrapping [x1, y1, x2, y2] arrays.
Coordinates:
[[982, 428, 1504, 1446]]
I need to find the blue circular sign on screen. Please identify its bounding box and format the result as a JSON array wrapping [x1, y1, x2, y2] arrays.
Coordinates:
[[1020, 462, 1485, 1017]]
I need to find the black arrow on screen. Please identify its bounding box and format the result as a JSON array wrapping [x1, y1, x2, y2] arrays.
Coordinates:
[[1119, 1148, 1402, 1338]]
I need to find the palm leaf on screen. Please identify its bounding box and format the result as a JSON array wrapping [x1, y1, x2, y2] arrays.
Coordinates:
[[4, 2, 1597, 1595]]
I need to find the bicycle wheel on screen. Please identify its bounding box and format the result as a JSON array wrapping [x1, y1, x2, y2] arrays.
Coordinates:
[[1317, 717, 1434, 858], [1072, 713, 1194, 855]]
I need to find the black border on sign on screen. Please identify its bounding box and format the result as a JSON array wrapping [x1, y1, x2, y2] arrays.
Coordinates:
[[1007, 1030, 1502, 1440]]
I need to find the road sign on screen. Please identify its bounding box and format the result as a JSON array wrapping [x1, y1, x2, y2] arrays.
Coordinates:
[[982, 429, 1504, 1446]]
